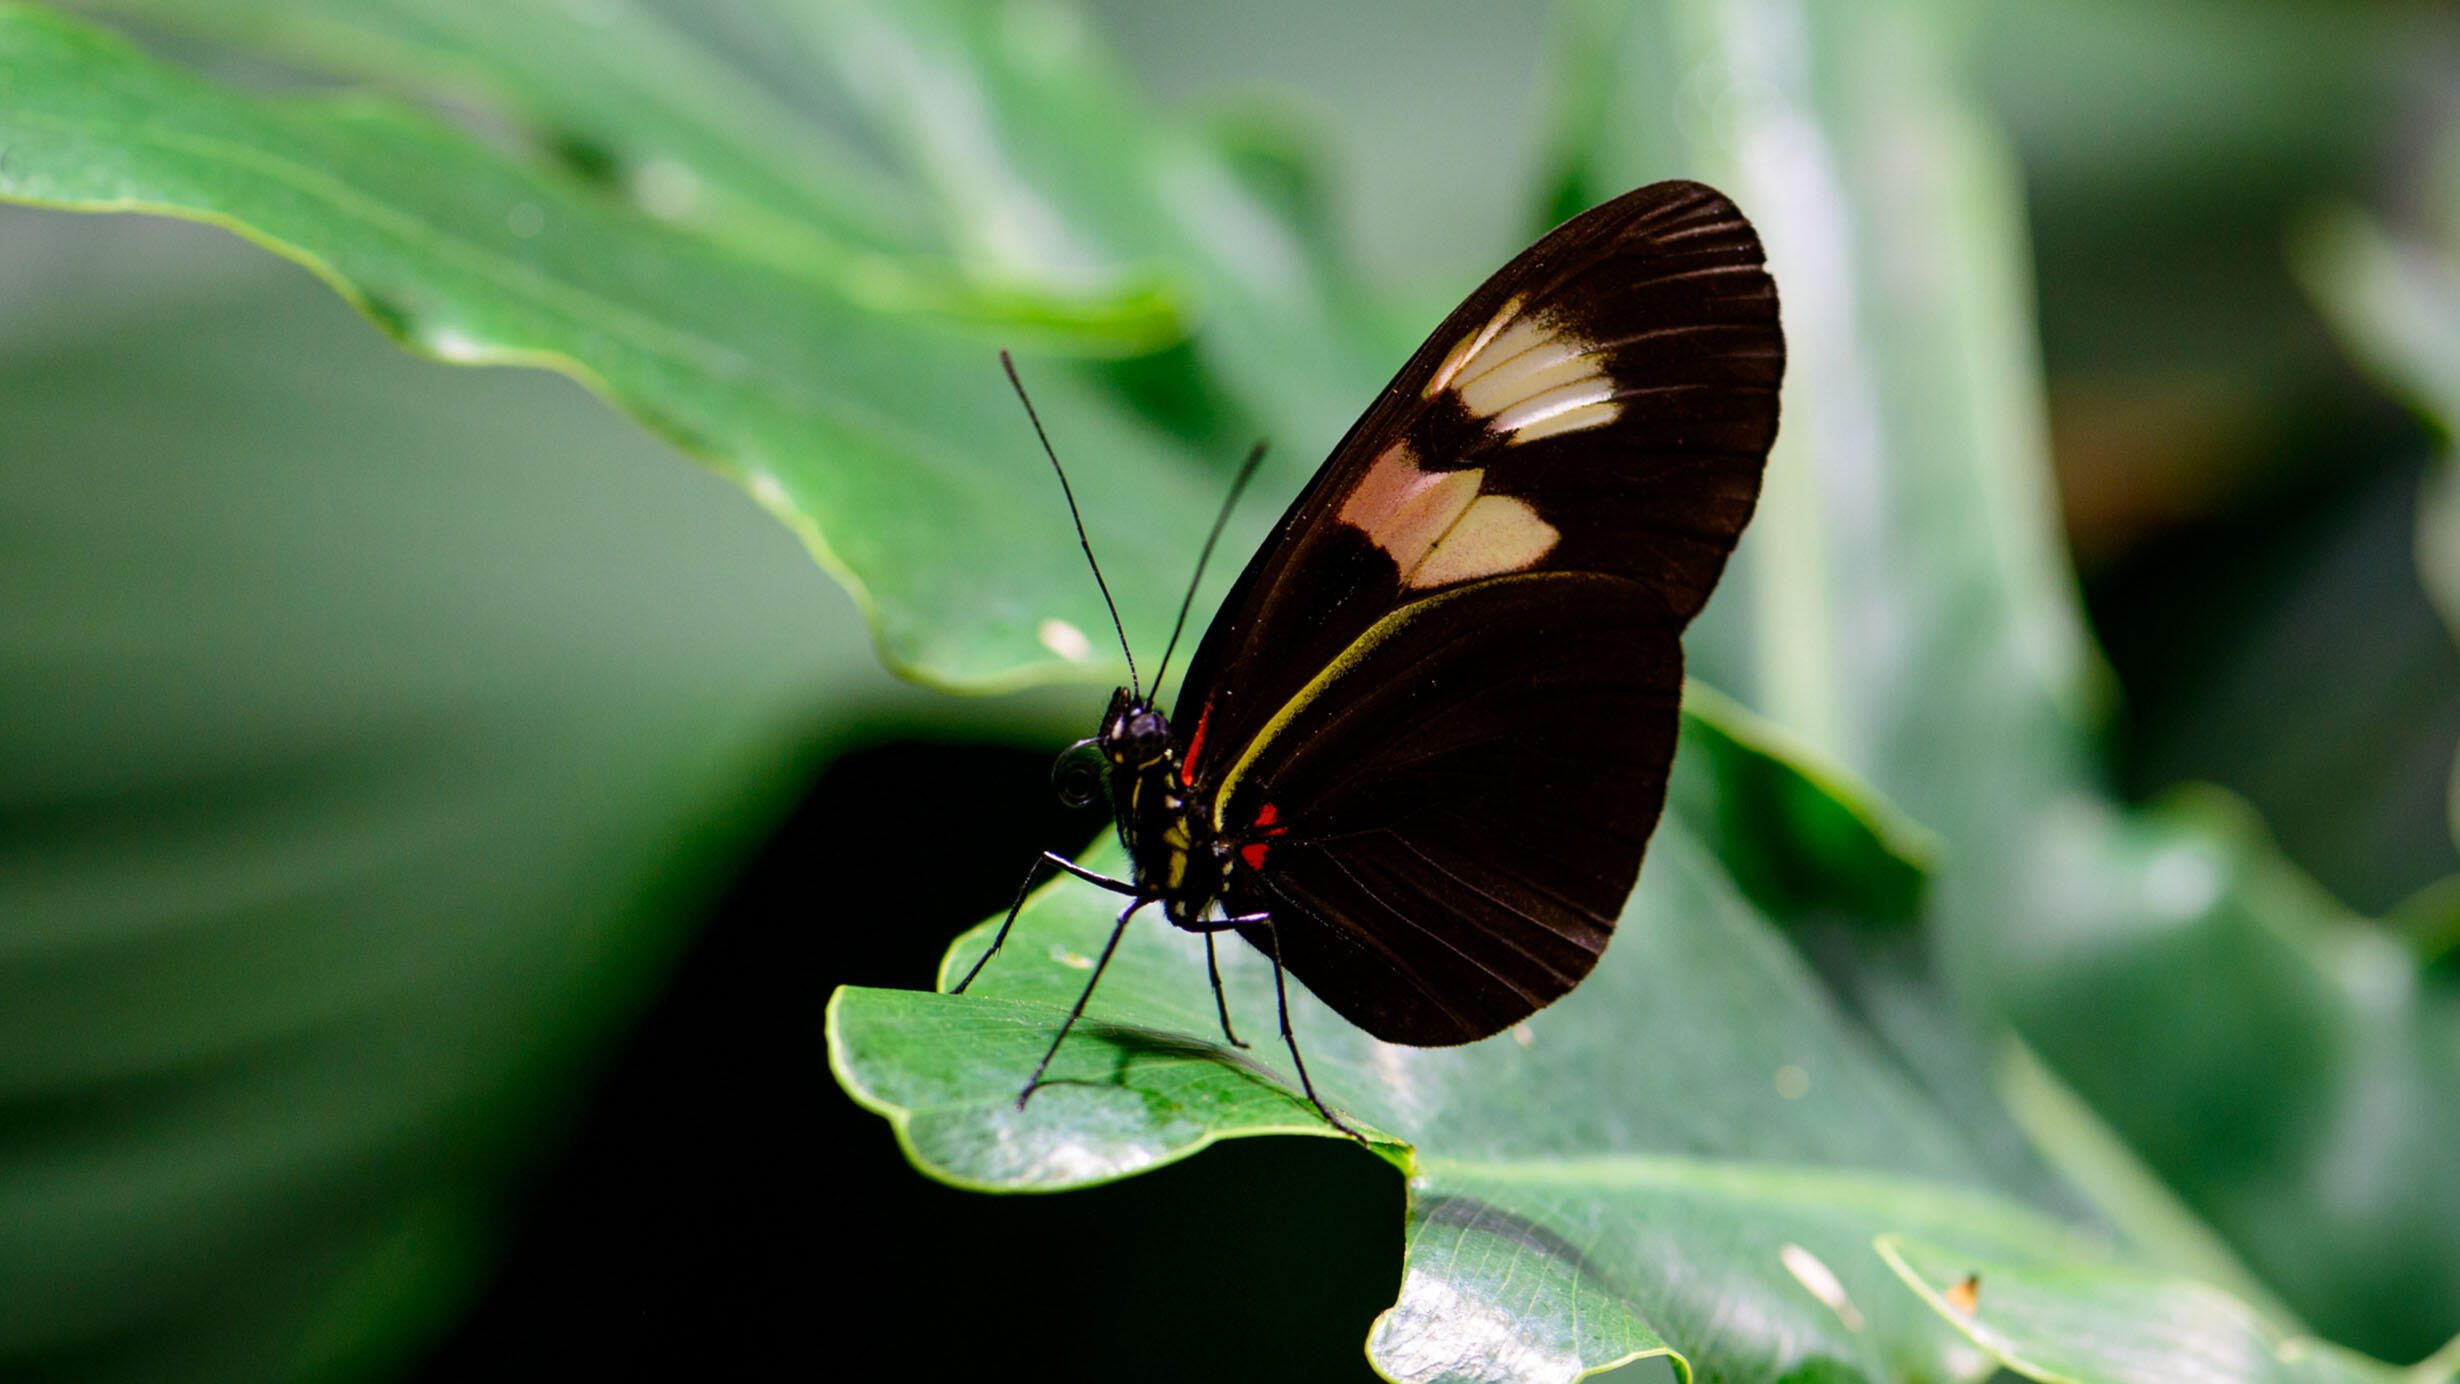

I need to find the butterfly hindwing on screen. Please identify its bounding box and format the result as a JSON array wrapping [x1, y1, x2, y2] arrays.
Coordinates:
[[1173, 180, 1782, 1044], [1218, 573, 1684, 1044]]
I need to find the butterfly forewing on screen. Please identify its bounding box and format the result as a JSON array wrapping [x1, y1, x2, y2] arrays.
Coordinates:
[[1172, 180, 1782, 1045]]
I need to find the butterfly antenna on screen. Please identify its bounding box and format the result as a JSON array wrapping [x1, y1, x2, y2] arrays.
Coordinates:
[[1151, 439, 1267, 695], [1002, 351, 1139, 698]]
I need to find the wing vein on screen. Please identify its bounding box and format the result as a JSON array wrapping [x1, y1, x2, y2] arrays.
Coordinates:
[[1303, 846, 1550, 1006]]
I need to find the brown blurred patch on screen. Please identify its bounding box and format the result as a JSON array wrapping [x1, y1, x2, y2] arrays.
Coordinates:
[[2050, 371, 2280, 570]]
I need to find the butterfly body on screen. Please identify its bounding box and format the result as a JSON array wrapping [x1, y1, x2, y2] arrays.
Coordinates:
[[962, 180, 1785, 1133], [1066, 687, 1234, 932]]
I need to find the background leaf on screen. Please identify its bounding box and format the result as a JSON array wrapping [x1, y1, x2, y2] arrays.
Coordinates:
[[0, 205, 955, 1379], [1879, 1236, 2455, 1384], [1536, 0, 2460, 1360], [0, 2, 1232, 689]]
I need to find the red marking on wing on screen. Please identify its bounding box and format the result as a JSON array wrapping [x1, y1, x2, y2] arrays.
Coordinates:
[[1182, 702, 1213, 787], [1240, 842, 1271, 870], [1254, 802, 1278, 828]]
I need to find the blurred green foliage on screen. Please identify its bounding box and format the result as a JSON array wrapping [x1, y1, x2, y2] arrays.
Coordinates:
[[1, 0, 2458, 1381]]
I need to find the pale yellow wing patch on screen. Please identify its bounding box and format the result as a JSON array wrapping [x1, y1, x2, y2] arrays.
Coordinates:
[[1336, 444, 1560, 590], [1337, 442, 1481, 574], [1408, 494, 1558, 589]]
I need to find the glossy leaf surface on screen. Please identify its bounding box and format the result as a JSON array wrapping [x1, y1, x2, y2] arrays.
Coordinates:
[[0, 3, 1237, 689]]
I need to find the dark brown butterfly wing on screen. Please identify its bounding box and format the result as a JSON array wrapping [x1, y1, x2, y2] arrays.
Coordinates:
[[1174, 180, 1783, 1045], [1217, 574, 1684, 1044]]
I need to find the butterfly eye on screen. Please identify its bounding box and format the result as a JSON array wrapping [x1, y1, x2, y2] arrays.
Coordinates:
[[1122, 711, 1170, 759], [1050, 738, 1109, 809]]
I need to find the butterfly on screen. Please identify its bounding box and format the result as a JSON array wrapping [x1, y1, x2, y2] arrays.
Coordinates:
[[956, 180, 1784, 1138]]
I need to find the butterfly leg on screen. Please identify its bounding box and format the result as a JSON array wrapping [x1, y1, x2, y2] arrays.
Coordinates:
[[1044, 852, 1140, 894], [1018, 896, 1147, 1109], [1175, 909, 1259, 1049], [1200, 933, 1249, 1049], [1253, 915, 1370, 1144], [951, 850, 1137, 994]]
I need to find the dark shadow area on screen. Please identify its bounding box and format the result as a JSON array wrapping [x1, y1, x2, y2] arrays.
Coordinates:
[[2082, 426, 2460, 914], [415, 740, 1400, 1381]]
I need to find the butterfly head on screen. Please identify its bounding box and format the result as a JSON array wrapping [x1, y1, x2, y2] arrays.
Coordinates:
[[1051, 688, 1175, 811], [1098, 687, 1174, 771]]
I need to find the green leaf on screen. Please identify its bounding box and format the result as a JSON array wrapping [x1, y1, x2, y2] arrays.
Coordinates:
[[2293, 194, 2460, 871], [2297, 138, 2460, 972], [831, 730, 2304, 1383], [72, 0, 923, 248], [0, 209, 946, 1380], [63, 0, 1187, 343], [2292, 206, 2460, 452], [779, 0, 1399, 455], [1567, 0, 2099, 841], [833, 827, 2067, 1383], [0, 3, 1230, 689], [1672, 684, 1941, 925], [1986, 789, 2460, 1359], [1547, 0, 2460, 1359], [2388, 872, 2460, 974], [1878, 1236, 2444, 1384]]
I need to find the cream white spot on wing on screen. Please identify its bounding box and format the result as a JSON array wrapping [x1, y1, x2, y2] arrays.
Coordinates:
[[1406, 493, 1558, 588], [1424, 294, 1525, 397], [1492, 377, 1619, 436], [1425, 301, 1622, 443], [1509, 400, 1621, 443], [1038, 617, 1093, 662], [1337, 443, 1483, 574], [1457, 338, 1591, 418], [1452, 314, 1558, 392]]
